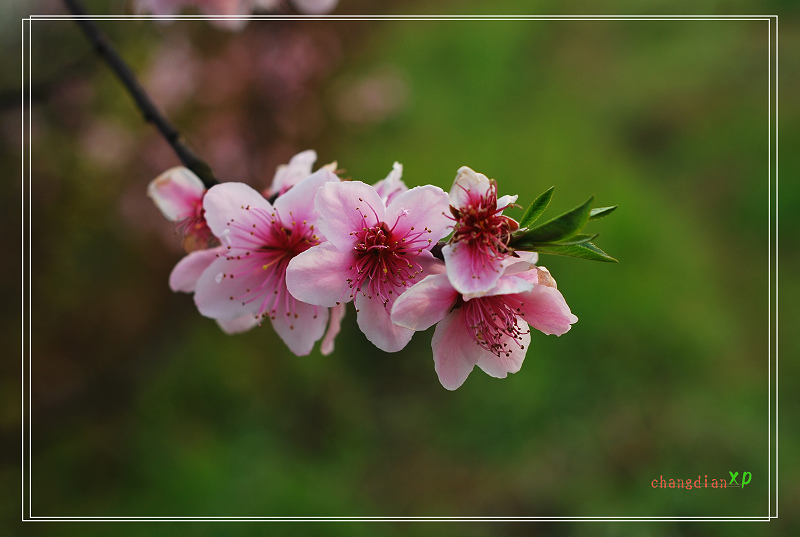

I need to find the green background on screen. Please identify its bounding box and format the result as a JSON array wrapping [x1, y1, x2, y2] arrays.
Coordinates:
[[4, 0, 798, 535]]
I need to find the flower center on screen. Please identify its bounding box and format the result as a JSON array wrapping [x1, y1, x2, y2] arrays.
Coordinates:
[[462, 295, 529, 357], [449, 180, 517, 260], [345, 200, 433, 309], [221, 207, 320, 322]]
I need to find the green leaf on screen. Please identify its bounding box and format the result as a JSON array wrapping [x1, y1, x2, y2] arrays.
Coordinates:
[[510, 233, 598, 250], [518, 186, 555, 229], [589, 206, 617, 221], [516, 196, 594, 243], [554, 233, 599, 246], [531, 242, 618, 262]]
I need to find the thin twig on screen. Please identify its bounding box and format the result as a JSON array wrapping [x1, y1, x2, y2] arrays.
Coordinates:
[[62, 0, 219, 188]]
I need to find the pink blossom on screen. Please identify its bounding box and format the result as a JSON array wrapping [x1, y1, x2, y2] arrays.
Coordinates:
[[391, 258, 577, 390], [168, 234, 346, 343], [285, 180, 450, 352], [442, 166, 520, 297], [147, 166, 213, 252], [134, 0, 338, 30], [192, 168, 340, 355], [134, 0, 252, 30]]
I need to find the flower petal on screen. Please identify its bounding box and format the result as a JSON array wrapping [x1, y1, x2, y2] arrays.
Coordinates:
[[515, 251, 539, 264], [415, 251, 446, 276], [169, 246, 226, 293], [448, 166, 491, 209], [315, 181, 385, 252], [270, 298, 329, 356], [285, 243, 354, 307], [496, 194, 519, 213], [475, 319, 531, 378], [385, 185, 451, 243], [391, 273, 458, 331], [442, 241, 504, 296], [430, 308, 484, 390], [268, 149, 317, 197], [147, 167, 205, 221], [320, 303, 346, 355], [193, 256, 267, 320], [463, 273, 534, 301], [356, 293, 414, 352], [500, 251, 539, 276], [203, 182, 272, 240], [217, 315, 258, 334], [274, 168, 339, 226], [518, 285, 578, 336]]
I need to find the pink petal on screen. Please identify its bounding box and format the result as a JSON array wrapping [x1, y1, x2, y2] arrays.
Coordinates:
[[442, 241, 504, 296], [463, 273, 534, 301], [320, 303, 346, 355], [391, 273, 458, 331], [356, 293, 414, 352], [500, 259, 538, 277], [416, 251, 446, 276], [169, 246, 226, 293], [501, 251, 539, 276], [315, 181, 385, 252], [217, 315, 258, 334], [518, 285, 578, 336], [513, 265, 557, 288], [267, 149, 317, 197], [448, 166, 491, 209], [516, 251, 539, 264], [270, 298, 329, 356], [385, 185, 451, 244], [496, 194, 519, 213], [372, 161, 407, 205], [193, 256, 268, 320], [430, 308, 484, 390], [202, 182, 272, 241], [273, 168, 339, 226], [147, 166, 205, 221], [285, 243, 354, 307], [475, 319, 531, 378]]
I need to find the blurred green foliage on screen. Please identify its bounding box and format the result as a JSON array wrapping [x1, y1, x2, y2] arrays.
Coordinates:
[[7, 0, 799, 535]]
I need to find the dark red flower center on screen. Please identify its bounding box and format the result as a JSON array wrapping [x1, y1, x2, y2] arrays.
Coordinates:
[[221, 206, 320, 323], [449, 180, 518, 260], [462, 294, 529, 357], [345, 199, 433, 309]]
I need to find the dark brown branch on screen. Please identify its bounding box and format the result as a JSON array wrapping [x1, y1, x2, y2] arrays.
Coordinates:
[[62, 0, 219, 188]]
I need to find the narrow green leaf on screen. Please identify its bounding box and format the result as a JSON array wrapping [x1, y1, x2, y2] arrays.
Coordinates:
[[531, 241, 618, 262], [554, 233, 599, 246], [518, 196, 594, 243], [510, 234, 598, 250], [589, 206, 617, 221], [518, 186, 555, 229]]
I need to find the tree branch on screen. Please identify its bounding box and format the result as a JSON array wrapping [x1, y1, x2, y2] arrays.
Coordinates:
[[62, 0, 220, 188]]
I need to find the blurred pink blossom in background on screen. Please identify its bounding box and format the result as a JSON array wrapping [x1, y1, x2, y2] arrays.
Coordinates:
[[134, 0, 339, 30]]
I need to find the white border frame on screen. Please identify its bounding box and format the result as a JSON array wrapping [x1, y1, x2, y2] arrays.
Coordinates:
[[21, 13, 779, 523]]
